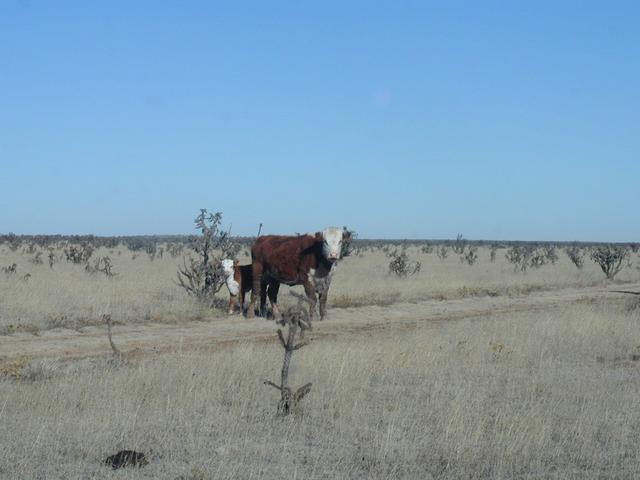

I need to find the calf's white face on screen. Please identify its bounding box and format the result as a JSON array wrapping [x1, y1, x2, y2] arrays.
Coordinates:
[[321, 227, 344, 261], [221, 259, 235, 278]]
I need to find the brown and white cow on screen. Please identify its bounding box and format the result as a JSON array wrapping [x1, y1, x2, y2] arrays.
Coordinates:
[[247, 227, 351, 321], [221, 259, 276, 316]]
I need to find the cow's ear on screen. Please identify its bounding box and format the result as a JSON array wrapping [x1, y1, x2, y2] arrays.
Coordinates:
[[343, 230, 352, 242], [315, 231, 323, 241], [233, 259, 239, 266]]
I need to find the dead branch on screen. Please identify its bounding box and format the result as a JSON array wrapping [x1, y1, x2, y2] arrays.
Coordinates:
[[103, 314, 123, 361], [264, 298, 313, 415]]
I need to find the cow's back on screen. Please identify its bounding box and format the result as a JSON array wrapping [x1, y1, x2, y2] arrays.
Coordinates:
[[252, 235, 317, 284]]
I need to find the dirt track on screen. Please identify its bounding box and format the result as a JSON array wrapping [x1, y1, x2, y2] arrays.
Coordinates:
[[1, 283, 638, 368]]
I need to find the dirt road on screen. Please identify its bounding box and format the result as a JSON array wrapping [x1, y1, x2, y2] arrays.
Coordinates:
[[1, 283, 638, 368]]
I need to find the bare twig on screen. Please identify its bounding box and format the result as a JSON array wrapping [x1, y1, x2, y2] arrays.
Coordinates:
[[103, 314, 122, 361]]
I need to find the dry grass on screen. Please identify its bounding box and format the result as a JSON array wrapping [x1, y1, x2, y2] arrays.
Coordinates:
[[1, 301, 639, 478], [1, 244, 638, 333]]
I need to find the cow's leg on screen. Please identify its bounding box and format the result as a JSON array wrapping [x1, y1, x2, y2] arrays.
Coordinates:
[[240, 288, 247, 314], [303, 280, 317, 322], [228, 294, 237, 315], [267, 281, 281, 319], [247, 262, 262, 318], [260, 278, 268, 317], [318, 284, 330, 320]]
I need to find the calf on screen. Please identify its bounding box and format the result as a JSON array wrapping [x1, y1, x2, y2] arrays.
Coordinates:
[[247, 227, 351, 321], [221, 259, 252, 314], [221, 259, 276, 316]]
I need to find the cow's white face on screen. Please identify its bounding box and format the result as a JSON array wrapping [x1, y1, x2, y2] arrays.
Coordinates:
[[221, 259, 235, 278], [320, 227, 344, 261]]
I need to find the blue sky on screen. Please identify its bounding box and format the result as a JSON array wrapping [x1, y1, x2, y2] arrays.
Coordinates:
[[1, 1, 638, 241]]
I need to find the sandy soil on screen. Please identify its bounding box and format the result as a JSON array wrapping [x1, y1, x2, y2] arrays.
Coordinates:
[[2, 282, 638, 370]]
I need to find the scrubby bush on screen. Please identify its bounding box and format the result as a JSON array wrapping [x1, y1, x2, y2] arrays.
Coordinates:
[[64, 243, 94, 264], [421, 244, 433, 254], [177, 209, 240, 303], [461, 246, 478, 266], [452, 234, 466, 254], [566, 245, 586, 269], [388, 250, 421, 277], [590, 245, 631, 280]]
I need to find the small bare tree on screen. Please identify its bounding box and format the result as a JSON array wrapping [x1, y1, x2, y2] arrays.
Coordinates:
[[388, 250, 421, 276], [436, 245, 449, 261], [489, 244, 499, 262], [566, 245, 585, 269], [64, 243, 94, 264], [177, 209, 240, 303], [590, 245, 631, 280], [2, 263, 17, 276], [103, 314, 123, 362], [47, 248, 56, 269], [461, 246, 478, 266], [452, 234, 466, 254], [264, 296, 313, 415], [30, 251, 43, 265], [85, 256, 116, 277], [421, 244, 433, 254]]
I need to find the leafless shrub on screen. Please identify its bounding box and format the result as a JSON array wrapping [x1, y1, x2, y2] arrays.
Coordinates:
[[542, 245, 559, 265], [529, 249, 548, 269], [64, 243, 94, 264], [630, 243, 639, 254], [388, 250, 421, 276], [590, 245, 631, 280], [490, 244, 498, 262], [5, 233, 21, 251], [145, 243, 157, 261], [167, 243, 184, 258], [47, 248, 57, 269], [103, 314, 123, 362], [505, 246, 534, 272], [85, 256, 116, 277], [566, 245, 586, 269], [340, 227, 357, 258], [461, 246, 478, 266], [177, 209, 240, 303], [421, 244, 433, 254], [2, 263, 17, 276], [23, 242, 37, 255], [264, 297, 312, 416], [30, 251, 43, 265], [452, 234, 466, 254], [436, 245, 449, 260]]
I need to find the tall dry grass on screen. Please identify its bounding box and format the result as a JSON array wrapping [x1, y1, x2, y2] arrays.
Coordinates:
[[1, 301, 639, 479]]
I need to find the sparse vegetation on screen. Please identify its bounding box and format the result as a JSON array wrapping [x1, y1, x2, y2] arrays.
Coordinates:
[[590, 245, 631, 280], [437, 245, 449, 260], [452, 234, 466, 254], [264, 298, 313, 415], [85, 256, 116, 277], [461, 246, 478, 266], [176, 209, 240, 303], [566, 245, 586, 269], [388, 249, 421, 276]]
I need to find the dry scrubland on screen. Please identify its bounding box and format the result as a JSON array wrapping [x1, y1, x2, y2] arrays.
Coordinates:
[[1, 301, 640, 479], [1, 244, 638, 332], [1, 243, 640, 479]]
